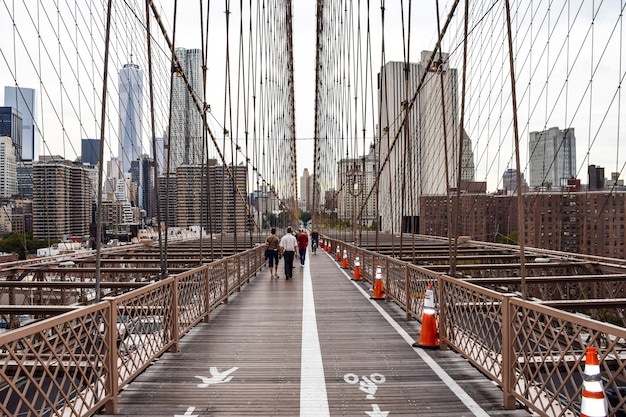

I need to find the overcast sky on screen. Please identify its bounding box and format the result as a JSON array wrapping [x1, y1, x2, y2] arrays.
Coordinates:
[[1, 1, 624, 192]]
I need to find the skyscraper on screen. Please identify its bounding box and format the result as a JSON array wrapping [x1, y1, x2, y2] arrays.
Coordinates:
[[118, 63, 144, 175], [300, 168, 312, 211], [81, 138, 100, 166], [528, 127, 576, 189], [4, 86, 36, 161], [32, 158, 92, 240], [0, 106, 22, 161], [377, 51, 461, 232], [168, 48, 204, 172], [0, 136, 17, 197]]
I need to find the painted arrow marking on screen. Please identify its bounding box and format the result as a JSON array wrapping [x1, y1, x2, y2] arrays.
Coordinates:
[[174, 406, 197, 417], [195, 366, 239, 387], [365, 404, 390, 417]]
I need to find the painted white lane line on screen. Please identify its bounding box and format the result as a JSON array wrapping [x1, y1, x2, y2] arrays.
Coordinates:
[[338, 267, 490, 417], [300, 251, 330, 416]]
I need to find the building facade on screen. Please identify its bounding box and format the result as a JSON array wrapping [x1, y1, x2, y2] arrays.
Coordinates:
[[118, 63, 144, 175], [377, 51, 465, 233], [528, 127, 576, 189], [158, 161, 248, 233], [300, 168, 313, 211], [421, 190, 626, 260], [336, 144, 377, 228], [32, 159, 92, 240], [0, 106, 22, 162], [0, 136, 17, 197], [4, 86, 36, 161], [168, 48, 204, 172]]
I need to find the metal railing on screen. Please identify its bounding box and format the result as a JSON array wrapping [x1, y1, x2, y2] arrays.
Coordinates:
[[324, 237, 626, 417], [0, 246, 265, 416]]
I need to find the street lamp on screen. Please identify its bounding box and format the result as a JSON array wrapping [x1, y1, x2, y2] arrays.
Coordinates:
[[347, 167, 363, 245]]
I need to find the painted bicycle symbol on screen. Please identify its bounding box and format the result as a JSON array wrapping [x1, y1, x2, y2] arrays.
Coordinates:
[[343, 372, 386, 399]]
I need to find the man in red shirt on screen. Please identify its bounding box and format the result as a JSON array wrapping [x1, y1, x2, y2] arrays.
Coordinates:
[[296, 230, 309, 268]]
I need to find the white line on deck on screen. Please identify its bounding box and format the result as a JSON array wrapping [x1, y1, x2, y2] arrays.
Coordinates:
[[339, 265, 490, 417], [300, 252, 330, 416]]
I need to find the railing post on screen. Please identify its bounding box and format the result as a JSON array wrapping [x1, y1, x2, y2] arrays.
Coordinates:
[[104, 298, 119, 414], [204, 267, 210, 323], [384, 257, 390, 302], [437, 274, 448, 351], [501, 294, 516, 409], [170, 277, 179, 353], [224, 260, 229, 304], [405, 263, 411, 320], [237, 255, 242, 292]]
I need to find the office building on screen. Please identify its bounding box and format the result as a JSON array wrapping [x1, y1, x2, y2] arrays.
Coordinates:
[[158, 160, 248, 233], [81, 138, 100, 166], [529, 127, 576, 188], [118, 63, 144, 175], [502, 168, 528, 195], [0, 136, 17, 197], [588, 165, 605, 190], [377, 51, 464, 233], [300, 168, 313, 211], [168, 48, 204, 171], [0, 106, 22, 161], [16, 160, 33, 199], [337, 144, 377, 228], [4, 86, 36, 161], [32, 158, 92, 240]]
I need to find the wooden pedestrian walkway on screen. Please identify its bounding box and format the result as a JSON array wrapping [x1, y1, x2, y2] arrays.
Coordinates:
[[114, 247, 533, 416]]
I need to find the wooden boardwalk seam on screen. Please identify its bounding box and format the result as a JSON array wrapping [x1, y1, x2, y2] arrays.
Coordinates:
[[114, 249, 534, 416]]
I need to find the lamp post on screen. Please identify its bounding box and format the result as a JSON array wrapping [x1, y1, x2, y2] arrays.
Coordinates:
[[347, 167, 363, 245]]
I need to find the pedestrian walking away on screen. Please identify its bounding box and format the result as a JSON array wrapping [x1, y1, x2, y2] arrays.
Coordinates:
[[265, 228, 280, 279], [311, 228, 319, 255], [279, 226, 298, 280], [297, 229, 308, 267]]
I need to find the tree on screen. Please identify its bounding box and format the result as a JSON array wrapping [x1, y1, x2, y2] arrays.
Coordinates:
[[0, 232, 53, 260], [299, 211, 311, 225], [497, 231, 518, 245]]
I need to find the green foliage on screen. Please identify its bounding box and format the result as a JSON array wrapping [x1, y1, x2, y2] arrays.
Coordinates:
[[0, 232, 54, 260], [299, 211, 311, 224], [497, 231, 518, 245]]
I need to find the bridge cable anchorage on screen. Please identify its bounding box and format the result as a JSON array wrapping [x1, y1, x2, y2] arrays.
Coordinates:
[[412, 282, 439, 349]]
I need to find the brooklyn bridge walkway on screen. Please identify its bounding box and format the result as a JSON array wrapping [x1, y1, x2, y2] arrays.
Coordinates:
[[113, 247, 532, 417]]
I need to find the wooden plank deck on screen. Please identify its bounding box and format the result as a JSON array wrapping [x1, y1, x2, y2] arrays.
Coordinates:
[[114, 248, 534, 416]]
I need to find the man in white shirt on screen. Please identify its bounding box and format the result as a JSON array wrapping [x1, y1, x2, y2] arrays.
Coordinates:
[[279, 227, 298, 280]]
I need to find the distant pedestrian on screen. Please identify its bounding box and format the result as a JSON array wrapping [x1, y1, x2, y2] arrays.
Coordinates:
[[311, 228, 319, 254], [279, 226, 298, 280], [265, 228, 280, 279], [297, 230, 308, 267]]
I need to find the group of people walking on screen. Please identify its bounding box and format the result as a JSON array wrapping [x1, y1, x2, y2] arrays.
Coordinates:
[[265, 227, 318, 280]]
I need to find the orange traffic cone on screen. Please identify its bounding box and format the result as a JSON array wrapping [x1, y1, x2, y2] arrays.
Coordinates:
[[352, 253, 362, 281], [326, 242, 332, 253], [320, 240, 325, 250], [370, 262, 385, 300], [335, 245, 341, 261], [341, 248, 349, 268], [580, 347, 608, 417], [412, 283, 439, 349]]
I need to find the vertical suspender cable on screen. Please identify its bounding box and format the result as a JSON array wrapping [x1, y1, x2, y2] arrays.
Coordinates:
[[504, 0, 527, 298], [451, 0, 469, 278], [434, 0, 453, 273], [95, 0, 114, 302], [145, 0, 166, 277]]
